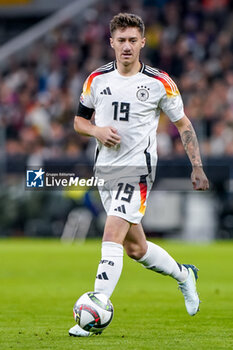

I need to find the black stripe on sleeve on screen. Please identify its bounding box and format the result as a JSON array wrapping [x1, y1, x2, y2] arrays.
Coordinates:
[[77, 102, 94, 120]]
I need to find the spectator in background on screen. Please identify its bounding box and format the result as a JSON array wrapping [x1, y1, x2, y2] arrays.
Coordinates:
[[0, 0, 232, 164]]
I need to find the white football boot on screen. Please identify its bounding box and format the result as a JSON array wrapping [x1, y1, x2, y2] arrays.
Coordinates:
[[69, 324, 92, 337], [178, 264, 200, 316], [69, 324, 102, 337]]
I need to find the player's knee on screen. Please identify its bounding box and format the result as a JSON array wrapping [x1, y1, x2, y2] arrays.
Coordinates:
[[124, 242, 146, 260]]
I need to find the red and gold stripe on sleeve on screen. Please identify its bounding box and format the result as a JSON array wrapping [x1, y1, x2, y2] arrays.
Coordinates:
[[83, 71, 103, 96], [154, 70, 180, 97]]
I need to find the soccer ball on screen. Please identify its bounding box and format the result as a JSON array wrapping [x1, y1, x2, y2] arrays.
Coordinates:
[[73, 291, 114, 333]]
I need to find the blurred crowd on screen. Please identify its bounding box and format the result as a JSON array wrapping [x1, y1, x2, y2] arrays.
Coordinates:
[[0, 0, 233, 168]]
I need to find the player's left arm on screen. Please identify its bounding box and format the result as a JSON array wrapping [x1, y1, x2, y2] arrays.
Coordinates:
[[174, 115, 209, 191]]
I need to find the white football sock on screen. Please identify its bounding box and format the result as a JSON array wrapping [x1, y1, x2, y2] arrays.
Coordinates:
[[137, 241, 188, 282], [94, 241, 123, 298]]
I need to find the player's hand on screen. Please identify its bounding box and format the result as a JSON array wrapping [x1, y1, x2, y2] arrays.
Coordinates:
[[93, 126, 121, 148], [191, 166, 209, 191]]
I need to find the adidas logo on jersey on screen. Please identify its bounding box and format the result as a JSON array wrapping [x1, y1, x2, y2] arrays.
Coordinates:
[[96, 272, 109, 280], [114, 205, 126, 214], [100, 87, 112, 95]]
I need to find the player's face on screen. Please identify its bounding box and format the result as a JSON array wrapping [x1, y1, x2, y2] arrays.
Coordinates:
[[110, 27, 145, 67]]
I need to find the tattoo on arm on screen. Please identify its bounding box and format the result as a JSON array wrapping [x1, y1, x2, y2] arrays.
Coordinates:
[[180, 123, 202, 167]]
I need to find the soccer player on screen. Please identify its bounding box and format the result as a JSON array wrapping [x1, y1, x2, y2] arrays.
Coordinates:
[[69, 13, 209, 337]]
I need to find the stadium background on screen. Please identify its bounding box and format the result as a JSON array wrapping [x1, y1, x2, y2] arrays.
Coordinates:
[[0, 0, 232, 241], [1, 2, 233, 350]]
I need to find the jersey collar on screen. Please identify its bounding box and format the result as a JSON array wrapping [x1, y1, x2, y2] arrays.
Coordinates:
[[114, 60, 145, 73]]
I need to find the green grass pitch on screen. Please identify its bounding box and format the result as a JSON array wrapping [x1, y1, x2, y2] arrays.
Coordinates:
[[0, 239, 233, 350]]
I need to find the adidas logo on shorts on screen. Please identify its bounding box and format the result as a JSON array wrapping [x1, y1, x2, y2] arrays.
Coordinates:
[[114, 205, 126, 214]]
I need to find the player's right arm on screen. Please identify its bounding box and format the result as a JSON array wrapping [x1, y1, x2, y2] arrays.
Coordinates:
[[74, 116, 121, 148], [74, 72, 121, 148]]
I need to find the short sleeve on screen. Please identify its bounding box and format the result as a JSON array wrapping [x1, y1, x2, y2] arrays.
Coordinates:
[[157, 72, 184, 122], [76, 74, 96, 119], [159, 91, 184, 122], [81, 74, 95, 108]]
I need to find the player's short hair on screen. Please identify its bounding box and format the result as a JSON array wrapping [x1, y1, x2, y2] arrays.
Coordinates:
[[110, 13, 145, 37]]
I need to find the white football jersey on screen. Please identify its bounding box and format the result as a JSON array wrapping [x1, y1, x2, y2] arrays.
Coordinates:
[[78, 61, 184, 178]]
